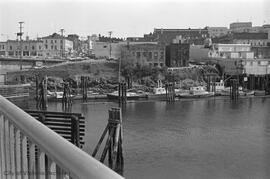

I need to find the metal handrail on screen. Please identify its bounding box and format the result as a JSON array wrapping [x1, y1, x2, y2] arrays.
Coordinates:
[[0, 95, 124, 179]]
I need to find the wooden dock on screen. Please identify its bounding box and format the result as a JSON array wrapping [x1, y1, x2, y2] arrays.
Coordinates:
[[0, 83, 30, 99]]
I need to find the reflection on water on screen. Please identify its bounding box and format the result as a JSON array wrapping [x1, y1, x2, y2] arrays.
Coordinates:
[[32, 97, 270, 179]]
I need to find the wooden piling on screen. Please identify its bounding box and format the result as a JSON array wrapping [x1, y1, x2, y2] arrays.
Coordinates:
[[92, 107, 124, 176], [230, 79, 239, 100], [165, 82, 175, 102], [118, 82, 127, 106], [81, 76, 88, 102], [36, 76, 48, 110], [62, 82, 72, 112]]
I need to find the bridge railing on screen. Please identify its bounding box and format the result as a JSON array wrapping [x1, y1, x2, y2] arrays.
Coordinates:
[[0, 95, 124, 179]]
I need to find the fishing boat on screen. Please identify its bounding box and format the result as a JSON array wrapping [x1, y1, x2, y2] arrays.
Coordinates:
[[107, 90, 140, 100], [179, 86, 215, 98], [47, 91, 75, 101]]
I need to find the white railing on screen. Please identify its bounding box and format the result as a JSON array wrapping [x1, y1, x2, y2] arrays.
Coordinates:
[[0, 95, 124, 179]]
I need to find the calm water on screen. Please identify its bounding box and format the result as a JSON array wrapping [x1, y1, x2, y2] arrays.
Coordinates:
[[46, 97, 270, 179]]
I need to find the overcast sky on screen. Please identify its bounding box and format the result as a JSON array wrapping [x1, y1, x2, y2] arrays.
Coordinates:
[[0, 0, 269, 40]]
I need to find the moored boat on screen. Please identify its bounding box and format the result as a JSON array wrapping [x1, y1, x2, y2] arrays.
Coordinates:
[[179, 86, 215, 98], [107, 91, 140, 100]]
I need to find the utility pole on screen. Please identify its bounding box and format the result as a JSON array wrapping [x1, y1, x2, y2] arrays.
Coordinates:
[[60, 28, 65, 59], [108, 31, 112, 59], [17, 22, 24, 70]]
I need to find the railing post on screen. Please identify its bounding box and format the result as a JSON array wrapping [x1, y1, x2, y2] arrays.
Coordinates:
[[47, 158, 56, 179], [37, 149, 45, 179], [4, 118, 11, 179], [29, 141, 36, 179], [14, 128, 22, 179], [9, 124, 16, 179], [21, 135, 29, 179], [0, 114, 6, 179]]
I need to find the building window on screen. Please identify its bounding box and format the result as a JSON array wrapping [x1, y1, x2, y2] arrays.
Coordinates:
[[32, 46, 35, 50], [136, 52, 141, 58], [60, 40, 63, 43], [148, 52, 152, 59], [143, 52, 147, 57], [39, 46, 41, 50], [55, 45, 57, 50], [55, 40, 57, 43], [51, 40, 53, 43], [51, 45, 53, 50], [45, 45, 48, 49], [154, 52, 158, 60], [45, 40, 47, 43], [60, 45, 63, 49], [10, 46, 12, 50], [160, 51, 164, 59]]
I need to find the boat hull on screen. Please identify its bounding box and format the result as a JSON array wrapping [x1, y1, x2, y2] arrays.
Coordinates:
[[107, 94, 140, 100]]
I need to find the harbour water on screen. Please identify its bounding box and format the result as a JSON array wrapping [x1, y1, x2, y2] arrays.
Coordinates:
[[44, 97, 270, 178]]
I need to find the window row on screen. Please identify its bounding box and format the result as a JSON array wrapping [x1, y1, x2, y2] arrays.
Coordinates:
[[132, 51, 164, 59], [45, 39, 63, 43]]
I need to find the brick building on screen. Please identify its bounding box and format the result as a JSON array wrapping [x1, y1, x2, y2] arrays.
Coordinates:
[[165, 41, 190, 67], [232, 32, 269, 47], [120, 44, 165, 67], [139, 28, 208, 45]]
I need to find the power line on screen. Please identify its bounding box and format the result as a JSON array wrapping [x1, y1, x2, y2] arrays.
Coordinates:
[[17, 21, 24, 70], [108, 31, 112, 59]]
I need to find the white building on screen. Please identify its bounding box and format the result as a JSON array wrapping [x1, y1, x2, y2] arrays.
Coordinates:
[[210, 44, 254, 59], [243, 59, 270, 75], [0, 38, 43, 57], [42, 33, 73, 58]]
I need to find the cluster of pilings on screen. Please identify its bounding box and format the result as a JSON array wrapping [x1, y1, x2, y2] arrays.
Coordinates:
[[245, 74, 270, 92], [230, 79, 239, 100], [36, 75, 48, 110], [206, 75, 217, 93], [118, 82, 127, 106], [165, 82, 175, 102], [62, 82, 72, 112], [92, 107, 124, 175], [224, 74, 270, 95], [126, 76, 132, 89]]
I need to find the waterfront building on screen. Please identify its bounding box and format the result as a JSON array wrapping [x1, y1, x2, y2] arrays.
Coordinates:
[[209, 43, 254, 59], [232, 32, 269, 47], [0, 38, 43, 57], [143, 28, 209, 45], [251, 46, 270, 59], [165, 39, 190, 67], [120, 43, 165, 67], [242, 59, 270, 75], [42, 33, 73, 58]]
